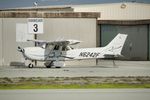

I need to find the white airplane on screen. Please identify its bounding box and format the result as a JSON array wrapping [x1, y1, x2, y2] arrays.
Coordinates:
[[18, 33, 127, 68]]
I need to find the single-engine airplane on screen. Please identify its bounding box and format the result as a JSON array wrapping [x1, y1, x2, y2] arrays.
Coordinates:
[[18, 33, 127, 68]]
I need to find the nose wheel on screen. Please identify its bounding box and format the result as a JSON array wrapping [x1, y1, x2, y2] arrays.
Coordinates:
[[28, 63, 34, 68]]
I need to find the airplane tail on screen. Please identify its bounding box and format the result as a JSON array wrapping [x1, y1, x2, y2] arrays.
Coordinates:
[[103, 33, 128, 57]]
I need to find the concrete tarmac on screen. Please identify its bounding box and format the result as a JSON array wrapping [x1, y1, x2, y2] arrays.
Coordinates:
[[0, 89, 150, 100], [0, 60, 150, 77], [0, 65, 150, 77]]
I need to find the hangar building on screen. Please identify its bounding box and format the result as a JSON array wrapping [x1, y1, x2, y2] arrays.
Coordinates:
[[0, 8, 99, 66], [0, 2, 150, 67], [73, 2, 150, 60]]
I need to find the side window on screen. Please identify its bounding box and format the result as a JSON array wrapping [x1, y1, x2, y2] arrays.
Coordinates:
[[62, 46, 66, 51], [53, 45, 59, 50]]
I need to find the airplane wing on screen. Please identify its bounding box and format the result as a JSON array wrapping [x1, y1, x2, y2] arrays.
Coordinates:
[[27, 39, 81, 46]]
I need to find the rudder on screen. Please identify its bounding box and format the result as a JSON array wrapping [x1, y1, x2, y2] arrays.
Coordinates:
[[104, 33, 128, 56]]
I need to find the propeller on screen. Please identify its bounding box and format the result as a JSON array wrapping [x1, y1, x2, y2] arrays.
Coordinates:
[[17, 46, 25, 53]]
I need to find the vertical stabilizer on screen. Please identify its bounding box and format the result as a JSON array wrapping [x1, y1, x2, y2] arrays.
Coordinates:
[[104, 33, 128, 56]]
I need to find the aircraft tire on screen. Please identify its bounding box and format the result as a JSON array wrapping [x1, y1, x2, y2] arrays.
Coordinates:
[[55, 66, 61, 68], [45, 61, 53, 68], [46, 65, 51, 68], [28, 63, 34, 68]]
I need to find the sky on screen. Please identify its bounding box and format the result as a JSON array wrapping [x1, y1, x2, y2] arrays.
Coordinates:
[[0, 0, 150, 9]]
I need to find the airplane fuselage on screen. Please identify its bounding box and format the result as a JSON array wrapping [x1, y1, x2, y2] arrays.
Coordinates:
[[23, 47, 106, 61]]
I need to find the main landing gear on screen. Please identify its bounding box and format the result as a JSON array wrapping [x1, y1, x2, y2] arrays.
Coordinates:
[[44, 61, 53, 68], [44, 61, 62, 68]]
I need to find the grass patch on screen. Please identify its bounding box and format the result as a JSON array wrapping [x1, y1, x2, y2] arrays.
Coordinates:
[[0, 84, 150, 89], [1, 77, 150, 89]]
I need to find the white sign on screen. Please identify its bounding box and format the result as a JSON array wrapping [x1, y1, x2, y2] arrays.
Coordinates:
[[28, 18, 44, 34], [16, 23, 34, 42]]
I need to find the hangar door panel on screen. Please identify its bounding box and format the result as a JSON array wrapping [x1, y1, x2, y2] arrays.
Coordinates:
[[149, 24, 150, 60], [0, 19, 2, 65], [101, 25, 148, 60]]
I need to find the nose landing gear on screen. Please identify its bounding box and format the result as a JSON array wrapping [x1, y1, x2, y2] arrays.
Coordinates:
[[27, 61, 35, 68], [28, 63, 34, 68]]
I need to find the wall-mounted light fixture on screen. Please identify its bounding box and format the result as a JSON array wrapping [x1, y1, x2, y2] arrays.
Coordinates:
[[121, 3, 126, 9]]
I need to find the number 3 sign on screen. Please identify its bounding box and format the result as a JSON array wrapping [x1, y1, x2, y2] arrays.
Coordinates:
[[28, 18, 44, 34]]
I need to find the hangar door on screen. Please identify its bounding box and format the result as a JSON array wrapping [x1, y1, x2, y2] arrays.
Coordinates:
[[0, 19, 2, 65], [101, 25, 148, 60]]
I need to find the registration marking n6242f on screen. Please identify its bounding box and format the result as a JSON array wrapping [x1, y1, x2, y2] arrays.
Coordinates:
[[79, 52, 100, 58]]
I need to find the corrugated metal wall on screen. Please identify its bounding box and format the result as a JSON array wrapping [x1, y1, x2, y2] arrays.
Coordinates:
[[0, 19, 2, 65], [1, 18, 34, 66], [73, 3, 150, 20], [37, 18, 97, 66], [149, 24, 150, 60], [37, 18, 96, 48], [101, 24, 148, 60]]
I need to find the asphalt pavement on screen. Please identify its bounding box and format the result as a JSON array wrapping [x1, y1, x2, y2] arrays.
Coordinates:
[[0, 89, 150, 100]]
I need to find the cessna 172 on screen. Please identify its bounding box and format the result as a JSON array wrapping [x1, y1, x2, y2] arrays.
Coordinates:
[[18, 33, 127, 68]]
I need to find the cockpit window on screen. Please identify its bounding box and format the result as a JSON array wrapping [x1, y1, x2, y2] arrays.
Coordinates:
[[62, 46, 72, 51], [53, 45, 73, 51]]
